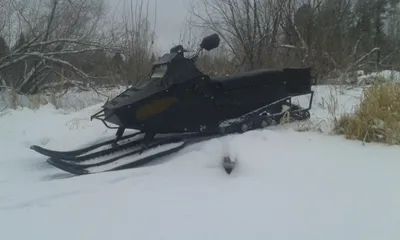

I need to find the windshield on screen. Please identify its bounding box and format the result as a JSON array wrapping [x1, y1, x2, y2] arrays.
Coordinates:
[[130, 64, 168, 90], [151, 64, 168, 79]]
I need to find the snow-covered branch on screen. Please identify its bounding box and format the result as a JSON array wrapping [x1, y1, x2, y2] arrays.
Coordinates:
[[5, 48, 105, 58], [20, 53, 90, 79], [27, 38, 115, 50], [0, 55, 31, 70]]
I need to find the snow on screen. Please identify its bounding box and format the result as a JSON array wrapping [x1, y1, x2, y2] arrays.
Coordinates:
[[357, 70, 400, 85], [0, 85, 126, 111], [1, 83, 400, 240]]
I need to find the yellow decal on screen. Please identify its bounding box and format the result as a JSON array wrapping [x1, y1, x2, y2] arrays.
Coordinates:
[[136, 97, 178, 120]]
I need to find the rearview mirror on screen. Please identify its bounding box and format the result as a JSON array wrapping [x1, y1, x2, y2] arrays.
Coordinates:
[[200, 33, 220, 51]]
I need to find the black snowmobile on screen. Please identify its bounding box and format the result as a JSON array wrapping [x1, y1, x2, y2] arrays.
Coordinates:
[[30, 33, 315, 175]]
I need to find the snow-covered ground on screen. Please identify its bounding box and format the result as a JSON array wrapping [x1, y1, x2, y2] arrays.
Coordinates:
[[1, 84, 400, 240]]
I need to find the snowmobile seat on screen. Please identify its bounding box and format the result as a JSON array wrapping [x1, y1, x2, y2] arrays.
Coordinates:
[[210, 67, 314, 95], [210, 69, 285, 90]]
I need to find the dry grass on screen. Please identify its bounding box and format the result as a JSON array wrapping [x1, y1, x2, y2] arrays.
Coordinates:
[[333, 81, 400, 145]]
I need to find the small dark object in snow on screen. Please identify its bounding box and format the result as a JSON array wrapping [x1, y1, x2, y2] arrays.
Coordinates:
[[223, 156, 235, 174]]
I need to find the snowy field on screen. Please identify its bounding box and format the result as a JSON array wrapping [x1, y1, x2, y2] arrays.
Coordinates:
[[1, 83, 400, 239]]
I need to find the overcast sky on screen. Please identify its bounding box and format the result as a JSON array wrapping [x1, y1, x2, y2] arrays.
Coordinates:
[[107, 0, 194, 53]]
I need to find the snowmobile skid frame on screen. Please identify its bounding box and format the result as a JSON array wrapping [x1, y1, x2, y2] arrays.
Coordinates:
[[30, 90, 314, 176]]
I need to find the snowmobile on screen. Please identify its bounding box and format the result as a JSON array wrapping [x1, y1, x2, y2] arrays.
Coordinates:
[[30, 33, 315, 175]]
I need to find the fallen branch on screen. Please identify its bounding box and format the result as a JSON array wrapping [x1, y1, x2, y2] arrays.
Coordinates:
[[346, 47, 380, 71]]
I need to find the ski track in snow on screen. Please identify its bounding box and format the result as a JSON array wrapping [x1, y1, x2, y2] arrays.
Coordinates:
[[1, 85, 400, 240]]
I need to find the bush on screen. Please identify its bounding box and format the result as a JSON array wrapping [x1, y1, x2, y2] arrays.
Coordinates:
[[333, 82, 400, 145]]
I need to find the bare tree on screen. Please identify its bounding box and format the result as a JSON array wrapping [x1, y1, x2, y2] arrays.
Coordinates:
[[113, 0, 157, 86], [189, 0, 400, 81], [0, 0, 117, 94], [190, 0, 285, 71]]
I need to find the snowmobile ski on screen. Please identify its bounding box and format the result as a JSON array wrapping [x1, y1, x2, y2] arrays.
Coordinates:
[[45, 133, 223, 175], [47, 138, 187, 175], [30, 132, 143, 159], [45, 135, 149, 162]]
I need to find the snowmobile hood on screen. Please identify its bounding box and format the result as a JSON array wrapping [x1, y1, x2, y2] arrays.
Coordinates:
[[103, 80, 167, 110], [103, 53, 205, 111]]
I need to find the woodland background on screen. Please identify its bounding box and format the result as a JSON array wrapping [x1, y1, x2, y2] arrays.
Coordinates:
[[0, 0, 399, 95]]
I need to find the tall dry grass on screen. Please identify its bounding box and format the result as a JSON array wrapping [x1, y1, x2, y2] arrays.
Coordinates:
[[333, 81, 400, 145]]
